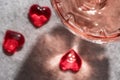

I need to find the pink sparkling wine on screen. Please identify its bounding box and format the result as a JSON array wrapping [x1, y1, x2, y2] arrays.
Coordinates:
[[28, 4, 51, 28], [3, 30, 25, 55], [51, 0, 120, 43], [59, 49, 82, 72]]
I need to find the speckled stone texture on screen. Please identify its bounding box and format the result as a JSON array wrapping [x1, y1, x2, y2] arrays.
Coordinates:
[[0, 0, 120, 80]]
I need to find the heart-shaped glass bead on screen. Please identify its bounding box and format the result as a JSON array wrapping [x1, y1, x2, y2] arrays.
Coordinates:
[[59, 49, 82, 72], [3, 30, 25, 55], [28, 4, 51, 28]]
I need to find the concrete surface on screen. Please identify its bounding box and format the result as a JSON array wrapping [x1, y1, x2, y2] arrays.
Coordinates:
[[0, 0, 120, 80]]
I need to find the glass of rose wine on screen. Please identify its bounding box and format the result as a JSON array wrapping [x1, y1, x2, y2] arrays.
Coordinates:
[[51, 0, 120, 44]]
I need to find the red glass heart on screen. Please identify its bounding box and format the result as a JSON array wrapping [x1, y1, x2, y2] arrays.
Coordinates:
[[28, 4, 51, 28], [59, 49, 82, 72], [3, 30, 25, 55]]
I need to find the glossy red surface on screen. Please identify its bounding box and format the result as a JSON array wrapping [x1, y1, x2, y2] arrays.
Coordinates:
[[59, 49, 82, 72], [28, 4, 51, 27], [3, 30, 25, 55]]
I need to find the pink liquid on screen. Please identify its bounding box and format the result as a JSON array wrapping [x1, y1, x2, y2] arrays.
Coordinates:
[[51, 0, 120, 43]]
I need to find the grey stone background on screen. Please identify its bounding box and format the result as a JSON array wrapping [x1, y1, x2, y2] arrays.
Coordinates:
[[0, 0, 120, 80]]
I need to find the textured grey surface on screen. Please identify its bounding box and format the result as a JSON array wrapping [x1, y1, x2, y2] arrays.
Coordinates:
[[0, 0, 120, 80]]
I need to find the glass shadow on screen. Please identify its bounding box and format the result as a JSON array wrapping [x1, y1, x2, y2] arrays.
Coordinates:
[[14, 25, 109, 80]]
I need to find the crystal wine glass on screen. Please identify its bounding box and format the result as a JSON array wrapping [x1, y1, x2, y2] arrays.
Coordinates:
[[51, 0, 120, 44]]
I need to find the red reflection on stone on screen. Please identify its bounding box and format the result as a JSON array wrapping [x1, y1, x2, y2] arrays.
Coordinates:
[[59, 49, 82, 72], [3, 30, 25, 55], [28, 4, 51, 28]]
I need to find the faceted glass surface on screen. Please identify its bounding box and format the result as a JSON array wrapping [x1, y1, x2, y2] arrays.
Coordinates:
[[28, 4, 51, 27], [59, 49, 82, 72], [51, 0, 120, 43], [3, 30, 25, 55]]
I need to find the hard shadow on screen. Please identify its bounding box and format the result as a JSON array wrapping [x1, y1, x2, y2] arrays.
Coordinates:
[[14, 25, 109, 80]]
